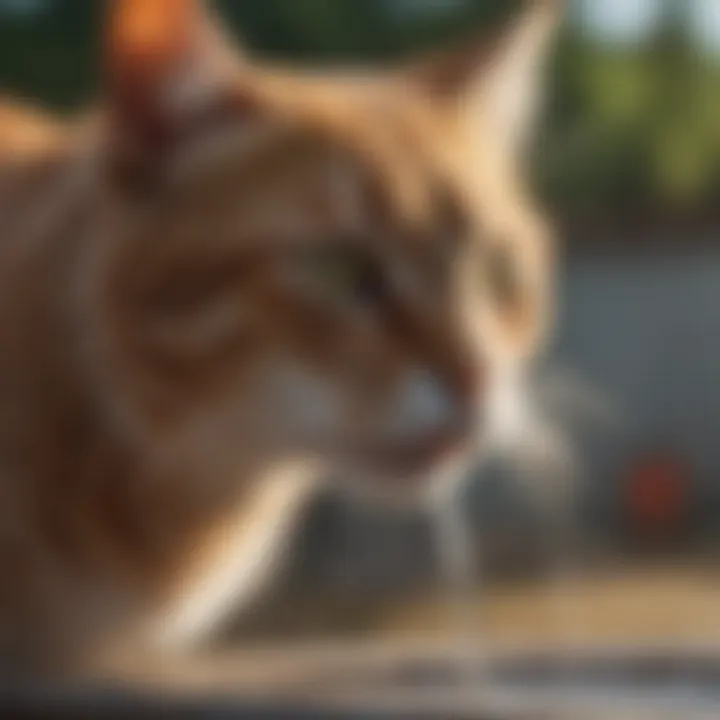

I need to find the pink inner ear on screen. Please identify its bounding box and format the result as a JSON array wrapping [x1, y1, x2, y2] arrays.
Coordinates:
[[109, 0, 199, 70], [104, 0, 262, 186], [106, 0, 205, 151]]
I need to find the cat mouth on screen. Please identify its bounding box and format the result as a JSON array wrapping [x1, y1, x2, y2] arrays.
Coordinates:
[[338, 430, 474, 483]]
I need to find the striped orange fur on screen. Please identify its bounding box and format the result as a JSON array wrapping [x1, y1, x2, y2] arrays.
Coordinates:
[[0, 0, 561, 675]]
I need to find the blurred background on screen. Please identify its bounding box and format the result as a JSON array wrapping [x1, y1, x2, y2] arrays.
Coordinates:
[[1, 0, 719, 653]]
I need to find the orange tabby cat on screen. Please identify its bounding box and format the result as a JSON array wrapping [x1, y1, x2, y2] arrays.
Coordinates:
[[0, 98, 65, 159], [0, 0, 560, 675]]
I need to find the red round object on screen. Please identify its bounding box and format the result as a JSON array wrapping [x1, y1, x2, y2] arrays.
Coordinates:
[[626, 452, 688, 539]]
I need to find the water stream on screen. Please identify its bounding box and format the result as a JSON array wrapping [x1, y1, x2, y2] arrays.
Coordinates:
[[429, 364, 590, 703]]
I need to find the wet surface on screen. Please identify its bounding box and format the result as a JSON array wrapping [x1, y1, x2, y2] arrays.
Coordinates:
[[1, 644, 718, 719]]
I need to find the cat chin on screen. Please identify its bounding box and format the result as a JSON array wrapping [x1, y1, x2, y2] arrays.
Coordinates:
[[326, 457, 467, 511], [330, 472, 435, 511]]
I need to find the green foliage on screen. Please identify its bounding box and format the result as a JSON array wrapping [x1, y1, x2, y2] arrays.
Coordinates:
[[1, 0, 719, 222], [0, 0, 99, 110]]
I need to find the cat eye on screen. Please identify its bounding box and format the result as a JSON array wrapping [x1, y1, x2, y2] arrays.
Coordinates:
[[297, 243, 387, 307], [485, 243, 523, 311]]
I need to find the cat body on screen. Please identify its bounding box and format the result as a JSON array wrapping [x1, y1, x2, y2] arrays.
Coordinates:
[[0, 97, 65, 159], [0, 0, 561, 675]]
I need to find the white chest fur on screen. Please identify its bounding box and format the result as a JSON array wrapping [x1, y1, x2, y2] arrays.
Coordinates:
[[149, 467, 321, 650]]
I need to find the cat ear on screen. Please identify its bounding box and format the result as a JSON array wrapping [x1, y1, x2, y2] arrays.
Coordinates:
[[409, 0, 563, 163], [105, 0, 250, 182]]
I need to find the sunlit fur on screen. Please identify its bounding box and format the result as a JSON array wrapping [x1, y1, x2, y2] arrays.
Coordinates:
[[0, 0, 560, 674], [0, 98, 65, 159]]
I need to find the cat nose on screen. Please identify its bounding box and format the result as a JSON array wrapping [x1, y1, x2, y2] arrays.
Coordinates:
[[450, 359, 484, 404], [387, 366, 481, 442]]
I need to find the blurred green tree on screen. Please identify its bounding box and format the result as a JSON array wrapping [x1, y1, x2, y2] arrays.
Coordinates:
[[1, 0, 719, 229]]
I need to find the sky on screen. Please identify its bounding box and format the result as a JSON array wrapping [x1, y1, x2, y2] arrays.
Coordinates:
[[689, 0, 720, 52], [577, 0, 720, 51], [577, 0, 662, 44]]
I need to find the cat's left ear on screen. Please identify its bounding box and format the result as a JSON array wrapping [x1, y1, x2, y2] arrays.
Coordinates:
[[105, 0, 251, 183], [409, 0, 564, 163]]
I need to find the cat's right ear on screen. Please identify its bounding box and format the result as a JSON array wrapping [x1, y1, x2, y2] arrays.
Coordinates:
[[407, 0, 563, 166], [104, 0, 253, 186]]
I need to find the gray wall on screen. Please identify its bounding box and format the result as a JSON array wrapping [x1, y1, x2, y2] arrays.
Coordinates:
[[557, 249, 720, 511]]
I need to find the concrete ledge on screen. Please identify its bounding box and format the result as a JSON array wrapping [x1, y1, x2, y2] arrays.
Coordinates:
[[1, 642, 717, 720]]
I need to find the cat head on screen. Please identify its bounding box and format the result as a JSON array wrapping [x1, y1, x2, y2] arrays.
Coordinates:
[[86, 0, 562, 495]]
